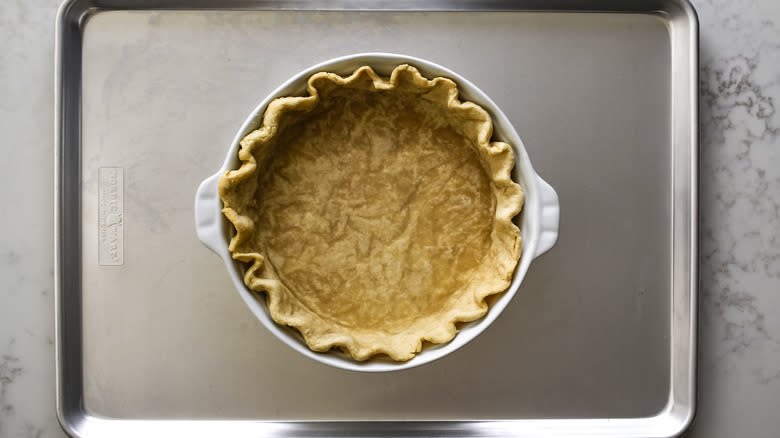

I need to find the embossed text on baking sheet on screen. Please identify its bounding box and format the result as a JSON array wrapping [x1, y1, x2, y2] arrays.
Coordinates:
[[98, 167, 124, 266]]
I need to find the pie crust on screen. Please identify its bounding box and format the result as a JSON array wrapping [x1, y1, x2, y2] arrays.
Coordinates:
[[219, 65, 524, 361]]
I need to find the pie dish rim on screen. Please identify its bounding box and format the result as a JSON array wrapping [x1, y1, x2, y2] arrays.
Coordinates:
[[194, 52, 560, 372]]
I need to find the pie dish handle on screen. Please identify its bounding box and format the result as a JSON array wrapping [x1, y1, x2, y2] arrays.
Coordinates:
[[534, 173, 560, 259], [194, 172, 224, 255]]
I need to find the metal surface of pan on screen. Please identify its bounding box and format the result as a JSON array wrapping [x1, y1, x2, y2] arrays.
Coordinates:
[[55, 1, 698, 436]]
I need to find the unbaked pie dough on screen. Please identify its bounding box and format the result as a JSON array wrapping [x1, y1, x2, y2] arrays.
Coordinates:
[[219, 64, 524, 361]]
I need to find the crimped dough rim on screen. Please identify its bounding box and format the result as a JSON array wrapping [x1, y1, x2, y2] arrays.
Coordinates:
[[218, 64, 524, 361]]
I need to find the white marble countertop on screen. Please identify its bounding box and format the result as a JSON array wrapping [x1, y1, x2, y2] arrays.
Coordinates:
[[1, 0, 778, 437]]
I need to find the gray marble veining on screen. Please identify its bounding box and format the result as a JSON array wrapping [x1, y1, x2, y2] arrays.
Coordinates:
[[0, 0, 64, 436], [692, 0, 780, 436], [0, 0, 779, 437]]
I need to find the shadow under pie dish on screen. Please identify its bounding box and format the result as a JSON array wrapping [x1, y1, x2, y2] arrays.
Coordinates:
[[195, 53, 560, 371]]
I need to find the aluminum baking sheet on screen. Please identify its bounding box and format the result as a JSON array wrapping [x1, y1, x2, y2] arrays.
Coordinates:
[[55, 1, 698, 437]]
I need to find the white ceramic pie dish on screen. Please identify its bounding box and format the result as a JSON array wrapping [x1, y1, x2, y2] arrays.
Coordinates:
[[194, 53, 559, 372]]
